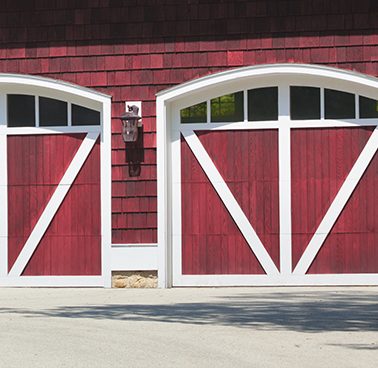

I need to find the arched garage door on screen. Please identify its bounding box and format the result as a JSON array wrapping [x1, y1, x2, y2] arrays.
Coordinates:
[[157, 64, 378, 287], [0, 75, 111, 287]]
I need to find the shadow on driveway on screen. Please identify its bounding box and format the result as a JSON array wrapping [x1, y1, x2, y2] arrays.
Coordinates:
[[1, 290, 377, 333]]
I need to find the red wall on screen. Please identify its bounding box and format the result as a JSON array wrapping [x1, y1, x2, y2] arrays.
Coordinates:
[[0, 0, 376, 244]]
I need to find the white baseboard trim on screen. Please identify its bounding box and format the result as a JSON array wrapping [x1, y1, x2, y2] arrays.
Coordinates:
[[111, 245, 158, 271]]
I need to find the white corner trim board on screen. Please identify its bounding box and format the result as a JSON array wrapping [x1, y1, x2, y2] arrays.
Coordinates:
[[8, 132, 100, 277]]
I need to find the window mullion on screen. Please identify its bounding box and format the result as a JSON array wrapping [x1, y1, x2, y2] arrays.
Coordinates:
[[278, 84, 290, 121], [205, 99, 210, 124], [35, 96, 39, 127], [243, 90, 248, 122], [355, 94, 360, 119], [68, 102, 72, 126], [320, 88, 325, 120]]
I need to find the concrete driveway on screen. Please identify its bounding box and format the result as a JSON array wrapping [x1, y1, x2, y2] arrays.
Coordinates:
[[0, 287, 377, 367]]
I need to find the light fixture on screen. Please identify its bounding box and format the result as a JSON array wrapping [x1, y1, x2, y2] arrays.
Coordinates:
[[120, 105, 142, 142]]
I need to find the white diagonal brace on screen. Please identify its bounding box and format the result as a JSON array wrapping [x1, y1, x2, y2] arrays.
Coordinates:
[[293, 126, 378, 275], [9, 132, 99, 277], [183, 130, 279, 276]]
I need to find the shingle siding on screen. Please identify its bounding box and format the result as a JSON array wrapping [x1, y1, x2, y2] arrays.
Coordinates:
[[0, 0, 376, 244]]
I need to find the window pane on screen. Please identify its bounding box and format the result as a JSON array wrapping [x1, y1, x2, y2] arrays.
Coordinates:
[[325, 89, 355, 119], [290, 86, 320, 120], [39, 97, 68, 126], [7, 94, 35, 127], [359, 96, 378, 118], [72, 104, 100, 125], [248, 87, 278, 121], [211, 92, 243, 122], [180, 101, 207, 123]]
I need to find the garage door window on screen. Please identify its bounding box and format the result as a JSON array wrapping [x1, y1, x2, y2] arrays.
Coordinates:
[[7, 94, 101, 127], [7, 94, 35, 127], [290, 86, 320, 120], [179, 86, 376, 125], [248, 87, 278, 121], [211, 91, 244, 122], [39, 97, 68, 126], [180, 101, 207, 124], [325, 89, 355, 119], [359, 96, 378, 118], [72, 104, 100, 126]]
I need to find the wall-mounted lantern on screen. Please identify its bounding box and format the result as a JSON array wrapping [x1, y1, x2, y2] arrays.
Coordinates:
[[120, 104, 142, 143]]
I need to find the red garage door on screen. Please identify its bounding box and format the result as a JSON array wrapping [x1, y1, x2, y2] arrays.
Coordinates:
[[0, 75, 111, 287], [168, 69, 378, 286]]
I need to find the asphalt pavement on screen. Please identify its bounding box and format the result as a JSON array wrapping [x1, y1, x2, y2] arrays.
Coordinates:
[[0, 287, 377, 367]]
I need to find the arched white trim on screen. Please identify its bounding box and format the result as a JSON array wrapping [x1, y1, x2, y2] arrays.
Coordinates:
[[0, 73, 109, 101], [157, 64, 378, 102], [0, 73, 112, 287], [156, 63, 378, 288]]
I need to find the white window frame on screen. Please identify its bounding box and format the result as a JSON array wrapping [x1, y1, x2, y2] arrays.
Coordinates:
[[156, 64, 378, 288], [0, 74, 112, 287]]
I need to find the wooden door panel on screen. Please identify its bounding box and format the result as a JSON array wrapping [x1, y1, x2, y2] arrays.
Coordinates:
[[308, 150, 378, 273], [291, 127, 376, 274], [7, 134, 101, 276], [181, 130, 279, 275], [198, 130, 280, 269]]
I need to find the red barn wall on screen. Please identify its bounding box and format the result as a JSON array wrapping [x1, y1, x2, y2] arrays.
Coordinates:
[[0, 0, 377, 244]]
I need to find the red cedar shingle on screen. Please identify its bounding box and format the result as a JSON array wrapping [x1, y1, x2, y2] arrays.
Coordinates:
[[227, 51, 244, 66]]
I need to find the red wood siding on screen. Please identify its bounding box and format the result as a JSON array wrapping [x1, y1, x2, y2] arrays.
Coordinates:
[[7, 134, 101, 276], [0, 1, 376, 244], [291, 127, 375, 273]]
